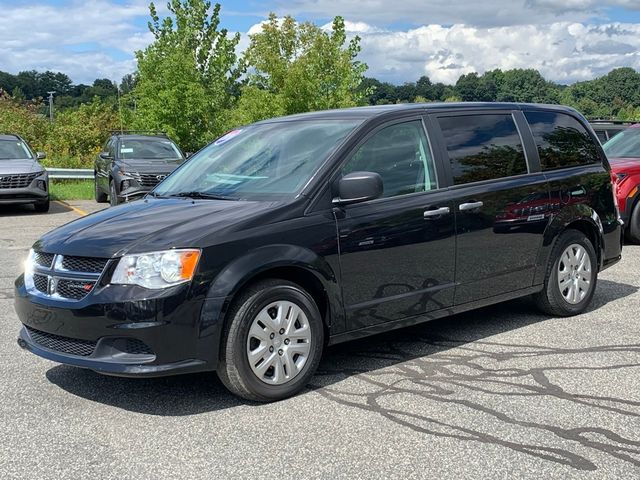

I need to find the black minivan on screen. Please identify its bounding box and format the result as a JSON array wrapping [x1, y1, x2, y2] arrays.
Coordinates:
[[15, 103, 623, 401]]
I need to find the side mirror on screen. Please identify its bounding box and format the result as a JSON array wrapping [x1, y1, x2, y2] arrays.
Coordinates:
[[36, 151, 46, 160], [99, 152, 112, 160], [333, 171, 383, 206], [185, 152, 193, 158]]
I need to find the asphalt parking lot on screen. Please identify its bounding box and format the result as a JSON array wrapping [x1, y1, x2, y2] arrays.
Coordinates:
[[1, 200, 639, 479]]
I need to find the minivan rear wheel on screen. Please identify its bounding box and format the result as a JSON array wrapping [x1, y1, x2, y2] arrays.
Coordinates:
[[217, 279, 324, 402], [534, 229, 597, 316]]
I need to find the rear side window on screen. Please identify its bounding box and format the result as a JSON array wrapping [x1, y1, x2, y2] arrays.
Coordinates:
[[438, 114, 528, 185], [525, 112, 600, 170]]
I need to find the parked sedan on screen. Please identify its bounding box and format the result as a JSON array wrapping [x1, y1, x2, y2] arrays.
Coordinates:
[[0, 134, 49, 212]]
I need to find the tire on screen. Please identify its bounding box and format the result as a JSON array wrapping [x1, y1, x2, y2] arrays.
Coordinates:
[[34, 198, 50, 213], [626, 201, 640, 244], [95, 176, 108, 203], [534, 229, 598, 317], [109, 180, 119, 206], [217, 279, 325, 402]]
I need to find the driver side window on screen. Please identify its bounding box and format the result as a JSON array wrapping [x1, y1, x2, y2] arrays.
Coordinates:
[[342, 120, 437, 198]]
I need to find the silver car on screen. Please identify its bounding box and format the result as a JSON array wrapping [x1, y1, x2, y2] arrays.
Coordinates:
[[0, 134, 49, 212]]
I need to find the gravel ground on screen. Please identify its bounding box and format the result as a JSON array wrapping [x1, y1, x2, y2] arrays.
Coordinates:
[[1, 200, 639, 479]]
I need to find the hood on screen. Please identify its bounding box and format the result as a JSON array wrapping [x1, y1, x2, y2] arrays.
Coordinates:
[[0, 158, 43, 174], [120, 158, 183, 172], [609, 157, 640, 173], [34, 197, 289, 258]]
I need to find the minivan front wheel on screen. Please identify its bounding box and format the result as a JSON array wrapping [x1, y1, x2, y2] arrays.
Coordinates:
[[218, 279, 324, 402], [534, 229, 597, 316]]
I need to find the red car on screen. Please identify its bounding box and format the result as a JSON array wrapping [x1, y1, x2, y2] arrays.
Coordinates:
[[604, 124, 640, 243]]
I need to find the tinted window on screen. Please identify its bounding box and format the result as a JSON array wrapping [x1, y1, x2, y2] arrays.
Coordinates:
[[594, 130, 607, 144], [603, 127, 640, 158], [525, 112, 600, 170], [118, 139, 182, 160], [438, 114, 527, 185], [0, 139, 33, 160], [342, 120, 437, 198]]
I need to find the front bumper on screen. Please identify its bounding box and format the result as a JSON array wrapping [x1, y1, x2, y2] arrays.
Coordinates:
[[14, 276, 227, 377], [0, 174, 48, 205]]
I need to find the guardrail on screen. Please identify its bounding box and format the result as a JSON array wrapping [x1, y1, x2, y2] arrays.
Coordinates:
[[47, 168, 93, 180]]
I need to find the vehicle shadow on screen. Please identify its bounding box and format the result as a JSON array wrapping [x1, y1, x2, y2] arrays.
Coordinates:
[[46, 278, 638, 416], [0, 200, 70, 217]]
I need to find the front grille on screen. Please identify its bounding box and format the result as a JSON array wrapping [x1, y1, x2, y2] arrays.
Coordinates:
[[29, 252, 109, 301], [33, 273, 48, 293], [61, 256, 109, 274], [0, 172, 40, 189], [26, 326, 96, 357], [56, 279, 96, 300], [133, 173, 164, 188], [34, 252, 55, 268]]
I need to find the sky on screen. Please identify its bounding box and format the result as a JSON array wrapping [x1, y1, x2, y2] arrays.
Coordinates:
[[1, 0, 640, 86]]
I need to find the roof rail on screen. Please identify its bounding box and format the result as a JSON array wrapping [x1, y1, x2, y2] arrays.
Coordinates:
[[109, 130, 169, 137]]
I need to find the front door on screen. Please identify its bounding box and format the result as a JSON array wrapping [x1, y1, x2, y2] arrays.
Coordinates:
[[432, 111, 548, 305], [336, 118, 456, 330]]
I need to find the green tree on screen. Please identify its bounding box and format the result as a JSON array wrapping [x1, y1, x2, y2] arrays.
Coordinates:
[[45, 99, 120, 168], [455, 73, 481, 101], [133, 1, 242, 150], [243, 14, 368, 116], [496, 69, 559, 104]]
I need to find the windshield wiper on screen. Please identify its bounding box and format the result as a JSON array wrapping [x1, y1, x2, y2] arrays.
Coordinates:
[[168, 191, 233, 200]]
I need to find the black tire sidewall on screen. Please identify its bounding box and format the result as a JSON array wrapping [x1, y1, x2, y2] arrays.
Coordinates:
[[547, 231, 598, 315], [110, 181, 118, 206], [627, 201, 640, 244], [34, 198, 49, 212], [225, 283, 324, 401]]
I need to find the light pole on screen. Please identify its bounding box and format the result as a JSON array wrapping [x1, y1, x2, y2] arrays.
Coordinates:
[[47, 91, 55, 121]]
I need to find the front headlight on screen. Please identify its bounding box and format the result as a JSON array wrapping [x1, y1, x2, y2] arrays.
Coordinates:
[[111, 249, 201, 289]]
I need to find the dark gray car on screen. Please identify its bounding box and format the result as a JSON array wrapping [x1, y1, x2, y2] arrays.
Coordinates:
[[0, 134, 49, 212], [94, 132, 185, 206]]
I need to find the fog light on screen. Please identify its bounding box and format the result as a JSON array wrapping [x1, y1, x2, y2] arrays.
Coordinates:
[[37, 180, 46, 191], [121, 180, 131, 190]]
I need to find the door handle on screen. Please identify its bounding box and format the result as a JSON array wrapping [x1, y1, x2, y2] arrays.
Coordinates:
[[459, 201, 484, 211], [424, 206, 450, 218]]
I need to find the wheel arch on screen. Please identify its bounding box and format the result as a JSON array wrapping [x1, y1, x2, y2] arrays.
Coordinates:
[[204, 244, 344, 341], [535, 206, 605, 285]]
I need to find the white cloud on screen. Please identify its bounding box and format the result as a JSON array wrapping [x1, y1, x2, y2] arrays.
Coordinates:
[[270, 0, 640, 27], [0, 0, 153, 83], [346, 21, 640, 84], [2, 0, 640, 88]]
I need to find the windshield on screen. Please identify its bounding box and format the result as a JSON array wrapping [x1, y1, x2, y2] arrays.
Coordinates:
[[603, 127, 640, 158], [154, 119, 360, 200], [119, 139, 182, 160], [0, 139, 33, 160]]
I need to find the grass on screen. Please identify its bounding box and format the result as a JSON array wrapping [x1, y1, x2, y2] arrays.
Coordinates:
[[49, 180, 94, 201]]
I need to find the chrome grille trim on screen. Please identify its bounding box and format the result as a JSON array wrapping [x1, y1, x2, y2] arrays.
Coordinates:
[[26, 253, 109, 302], [0, 172, 40, 189]]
